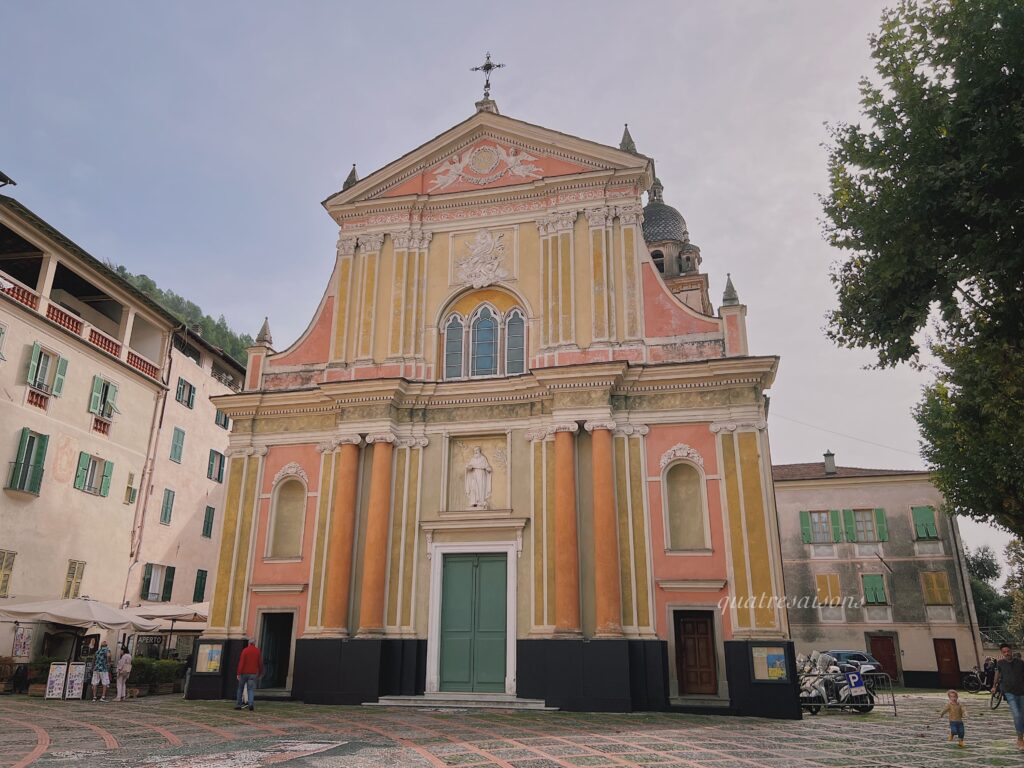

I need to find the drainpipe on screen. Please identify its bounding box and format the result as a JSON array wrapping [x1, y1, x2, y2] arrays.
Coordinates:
[[949, 514, 983, 670], [120, 325, 179, 614]]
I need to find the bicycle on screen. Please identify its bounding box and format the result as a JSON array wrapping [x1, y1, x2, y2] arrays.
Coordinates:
[[990, 687, 1004, 710], [962, 667, 984, 694]]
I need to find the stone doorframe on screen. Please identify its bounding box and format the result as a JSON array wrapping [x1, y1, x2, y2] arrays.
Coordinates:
[[425, 540, 518, 695], [253, 606, 298, 691], [664, 602, 729, 704]]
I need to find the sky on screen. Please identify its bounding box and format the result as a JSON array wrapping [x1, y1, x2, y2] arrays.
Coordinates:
[[0, 1, 1012, 559]]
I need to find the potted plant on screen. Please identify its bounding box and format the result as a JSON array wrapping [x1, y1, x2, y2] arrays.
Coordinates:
[[127, 656, 154, 697], [0, 656, 14, 694]]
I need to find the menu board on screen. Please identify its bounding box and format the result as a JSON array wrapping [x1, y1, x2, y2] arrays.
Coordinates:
[[12, 626, 32, 658], [64, 662, 86, 700], [195, 641, 223, 673], [45, 662, 68, 699], [751, 645, 789, 682]]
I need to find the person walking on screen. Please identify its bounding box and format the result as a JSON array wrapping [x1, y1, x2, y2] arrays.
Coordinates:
[[992, 642, 1024, 751], [114, 646, 132, 701], [939, 689, 966, 747], [91, 640, 111, 702], [234, 639, 263, 712]]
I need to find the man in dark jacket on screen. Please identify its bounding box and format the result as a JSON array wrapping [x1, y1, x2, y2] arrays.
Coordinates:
[[992, 643, 1024, 751], [234, 639, 263, 712]]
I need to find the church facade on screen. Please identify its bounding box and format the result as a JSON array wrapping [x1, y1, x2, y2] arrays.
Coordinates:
[[193, 99, 794, 714]]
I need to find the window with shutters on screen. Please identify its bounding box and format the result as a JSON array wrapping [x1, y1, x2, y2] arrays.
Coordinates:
[[207, 450, 225, 482], [814, 572, 845, 621], [175, 377, 196, 409], [26, 342, 68, 399], [140, 562, 175, 602], [862, 574, 888, 605], [0, 550, 15, 598], [6, 427, 49, 495], [202, 506, 215, 538], [73, 452, 113, 496], [62, 560, 85, 599], [123, 472, 138, 505], [0, 322, 7, 362], [214, 409, 230, 430], [193, 569, 207, 602], [912, 506, 939, 539], [169, 427, 185, 463], [922, 571, 953, 605], [87, 375, 119, 422], [854, 509, 876, 542], [159, 488, 175, 525], [809, 511, 832, 543]]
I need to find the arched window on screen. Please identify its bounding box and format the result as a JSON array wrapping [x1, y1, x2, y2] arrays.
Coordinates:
[[269, 479, 305, 558], [665, 462, 708, 550], [470, 307, 498, 376], [505, 310, 525, 375], [444, 315, 464, 379], [651, 250, 665, 273]]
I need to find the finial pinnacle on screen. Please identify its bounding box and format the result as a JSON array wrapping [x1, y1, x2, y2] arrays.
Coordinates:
[[620, 123, 638, 154], [722, 273, 740, 306], [470, 52, 505, 102], [343, 164, 359, 190], [256, 316, 273, 346]]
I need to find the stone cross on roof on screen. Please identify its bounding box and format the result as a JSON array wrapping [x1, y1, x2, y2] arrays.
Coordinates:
[[470, 52, 505, 101]]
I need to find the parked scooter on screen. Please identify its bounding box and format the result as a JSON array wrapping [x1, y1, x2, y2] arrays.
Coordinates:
[[822, 653, 876, 713]]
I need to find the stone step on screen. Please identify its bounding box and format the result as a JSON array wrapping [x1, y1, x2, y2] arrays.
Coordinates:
[[368, 693, 556, 710]]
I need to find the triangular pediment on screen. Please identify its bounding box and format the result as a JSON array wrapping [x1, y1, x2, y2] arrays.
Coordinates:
[[324, 110, 650, 209]]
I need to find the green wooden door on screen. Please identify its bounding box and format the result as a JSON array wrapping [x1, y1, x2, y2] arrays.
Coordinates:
[[439, 553, 506, 692]]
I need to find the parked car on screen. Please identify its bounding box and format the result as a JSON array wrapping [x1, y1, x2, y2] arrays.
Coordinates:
[[824, 650, 881, 674]]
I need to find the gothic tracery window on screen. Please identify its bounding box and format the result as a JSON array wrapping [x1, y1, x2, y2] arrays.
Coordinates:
[[443, 304, 527, 380]]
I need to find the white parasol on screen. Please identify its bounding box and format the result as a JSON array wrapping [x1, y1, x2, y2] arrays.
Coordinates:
[[0, 597, 160, 632], [129, 603, 208, 623]]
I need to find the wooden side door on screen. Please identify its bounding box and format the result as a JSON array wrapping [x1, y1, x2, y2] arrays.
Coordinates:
[[674, 611, 717, 695], [868, 635, 900, 682], [933, 638, 960, 689]]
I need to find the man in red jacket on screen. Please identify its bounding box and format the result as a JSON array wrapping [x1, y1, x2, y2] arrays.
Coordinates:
[[234, 639, 263, 712]]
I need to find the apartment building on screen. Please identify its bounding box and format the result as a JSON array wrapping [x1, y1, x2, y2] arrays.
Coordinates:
[[774, 452, 983, 689], [0, 188, 242, 660]]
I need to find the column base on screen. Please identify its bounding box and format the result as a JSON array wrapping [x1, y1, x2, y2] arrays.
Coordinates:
[[291, 637, 426, 705]]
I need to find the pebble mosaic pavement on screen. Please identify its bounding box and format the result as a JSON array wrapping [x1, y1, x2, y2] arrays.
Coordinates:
[[0, 691, 1020, 767]]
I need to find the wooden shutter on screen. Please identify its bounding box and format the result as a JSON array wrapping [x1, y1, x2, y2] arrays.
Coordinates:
[[11, 428, 30, 487], [863, 574, 886, 604], [0, 551, 15, 597], [141, 562, 152, 598], [26, 342, 41, 385], [203, 506, 214, 538], [922, 572, 952, 604], [874, 508, 889, 541], [63, 561, 77, 598], [912, 506, 938, 539], [842, 508, 857, 542], [207, 450, 216, 479], [193, 570, 207, 602], [799, 511, 812, 543], [89, 376, 103, 415], [29, 434, 48, 494], [105, 382, 118, 416], [129, 487, 138, 503], [51, 356, 68, 397], [99, 461, 113, 497], [176, 378, 185, 402], [187, 384, 195, 408], [829, 510, 843, 542], [73, 452, 90, 490], [161, 566, 175, 601], [815, 574, 831, 604], [171, 428, 184, 462]]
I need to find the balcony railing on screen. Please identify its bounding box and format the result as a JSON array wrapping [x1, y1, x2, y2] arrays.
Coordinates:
[[46, 303, 84, 334], [127, 351, 160, 379], [1, 281, 39, 310], [89, 328, 122, 357], [6, 461, 43, 495]]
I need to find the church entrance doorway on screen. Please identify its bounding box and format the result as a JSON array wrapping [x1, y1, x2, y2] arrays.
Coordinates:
[[674, 610, 718, 695], [258, 612, 293, 690], [439, 553, 507, 692]]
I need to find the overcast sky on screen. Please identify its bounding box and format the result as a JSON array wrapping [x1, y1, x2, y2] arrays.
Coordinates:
[[1, 1, 1012, 559]]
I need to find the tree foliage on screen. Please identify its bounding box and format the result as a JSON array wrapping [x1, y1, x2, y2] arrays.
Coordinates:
[[964, 545, 1011, 627], [822, 0, 1024, 366], [109, 264, 252, 365], [1006, 540, 1024, 640]]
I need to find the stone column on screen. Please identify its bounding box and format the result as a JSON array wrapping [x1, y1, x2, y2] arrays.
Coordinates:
[[553, 423, 581, 634], [585, 421, 622, 637], [321, 436, 362, 635], [357, 432, 395, 636]]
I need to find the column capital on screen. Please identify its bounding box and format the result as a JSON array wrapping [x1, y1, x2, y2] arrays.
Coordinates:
[[394, 435, 429, 448], [615, 203, 644, 226], [710, 420, 766, 434], [583, 420, 617, 433], [336, 235, 358, 256], [357, 233, 385, 253], [536, 210, 578, 236], [365, 431, 396, 445], [336, 434, 363, 446], [584, 206, 613, 228], [412, 231, 433, 250], [612, 423, 649, 437]]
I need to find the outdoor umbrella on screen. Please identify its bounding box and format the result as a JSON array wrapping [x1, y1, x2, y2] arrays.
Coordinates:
[[129, 603, 207, 623], [0, 597, 160, 631]]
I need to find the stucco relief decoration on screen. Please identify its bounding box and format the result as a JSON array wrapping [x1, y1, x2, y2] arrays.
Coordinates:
[[464, 447, 493, 509], [272, 462, 309, 488], [336, 235, 357, 257], [430, 143, 542, 192], [456, 229, 509, 288], [660, 443, 704, 470]]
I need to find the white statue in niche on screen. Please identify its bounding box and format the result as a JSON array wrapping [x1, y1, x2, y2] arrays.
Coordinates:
[[464, 446, 493, 509]]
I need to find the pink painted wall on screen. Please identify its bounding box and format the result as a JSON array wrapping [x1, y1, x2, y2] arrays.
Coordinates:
[[640, 262, 721, 338]]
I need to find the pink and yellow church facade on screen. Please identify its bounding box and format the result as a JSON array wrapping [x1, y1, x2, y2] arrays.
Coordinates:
[[192, 100, 795, 714]]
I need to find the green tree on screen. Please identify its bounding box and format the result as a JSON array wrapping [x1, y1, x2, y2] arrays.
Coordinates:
[[1006, 540, 1024, 641], [964, 545, 1011, 628], [822, 0, 1024, 535]]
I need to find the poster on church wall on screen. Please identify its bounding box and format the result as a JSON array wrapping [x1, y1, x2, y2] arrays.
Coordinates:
[[195, 641, 222, 673], [64, 662, 86, 700], [45, 662, 68, 699], [12, 625, 32, 658], [751, 645, 789, 682]]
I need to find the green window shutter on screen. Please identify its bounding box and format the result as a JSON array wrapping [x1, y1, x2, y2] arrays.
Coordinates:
[[73, 451, 90, 490], [89, 376, 103, 415], [874, 508, 889, 541], [193, 570, 207, 602], [10, 428, 30, 488], [207, 450, 215, 479], [913, 506, 939, 539], [28, 434, 48, 494], [129, 486, 138, 504], [141, 563, 152, 599], [216, 454, 224, 482], [99, 461, 113, 497], [161, 566, 175, 602], [863, 574, 886, 604], [170, 428, 184, 462], [799, 510, 812, 543], [51, 356, 68, 397], [842, 508, 857, 542], [187, 385, 195, 409], [176, 378, 185, 402], [26, 342, 41, 385], [829, 510, 843, 543], [105, 382, 118, 416], [202, 506, 214, 538]]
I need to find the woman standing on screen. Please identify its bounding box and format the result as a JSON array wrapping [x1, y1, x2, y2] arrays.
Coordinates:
[[114, 646, 132, 701]]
